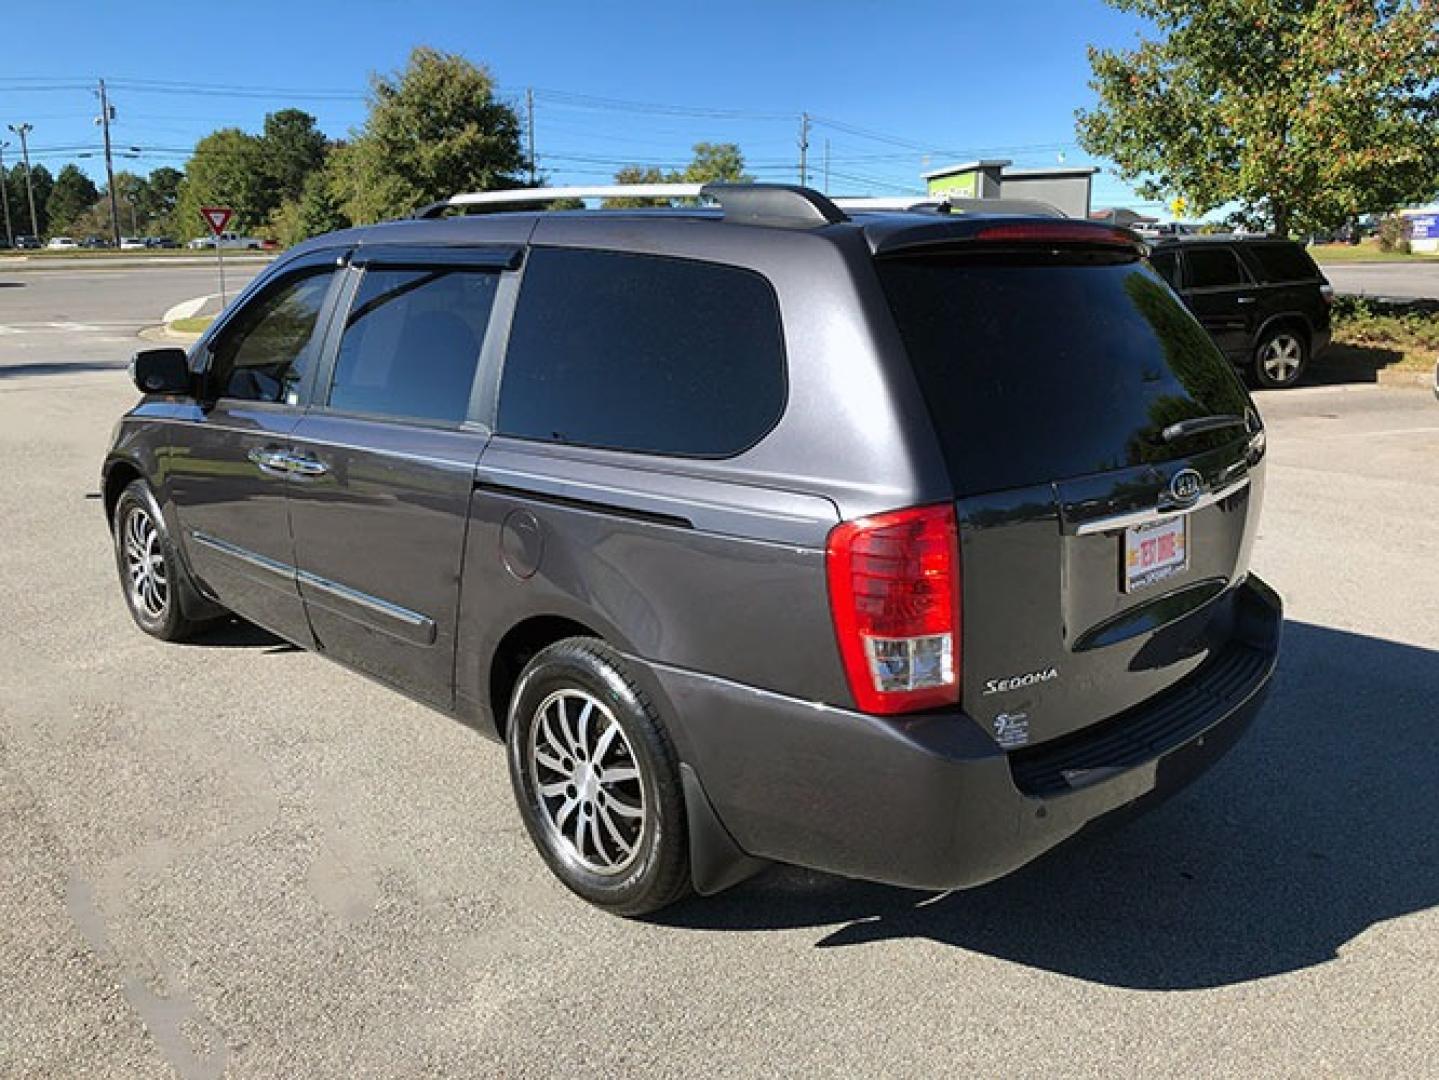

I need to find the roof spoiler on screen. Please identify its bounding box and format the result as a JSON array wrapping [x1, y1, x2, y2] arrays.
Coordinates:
[[834, 195, 1066, 218], [412, 182, 847, 230]]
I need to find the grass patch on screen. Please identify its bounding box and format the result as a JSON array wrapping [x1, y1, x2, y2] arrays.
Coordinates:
[[1309, 241, 1439, 264], [1330, 298, 1439, 371], [169, 316, 215, 334]]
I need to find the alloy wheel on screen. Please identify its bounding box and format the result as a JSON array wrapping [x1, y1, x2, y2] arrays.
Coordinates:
[[1261, 333, 1303, 383], [527, 688, 646, 876], [122, 506, 169, 620]]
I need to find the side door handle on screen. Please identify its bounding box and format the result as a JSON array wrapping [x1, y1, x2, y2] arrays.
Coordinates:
[[283, 451, 330, 478], [247, 446, 293, 476], [1236, 296, 1257, 305]]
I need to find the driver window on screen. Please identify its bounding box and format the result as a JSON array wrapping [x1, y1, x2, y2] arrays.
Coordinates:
[[210, 268, 337, 405]]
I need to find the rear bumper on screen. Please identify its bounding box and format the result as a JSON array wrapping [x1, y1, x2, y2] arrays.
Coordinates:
[[642, 575, 1281, 891]]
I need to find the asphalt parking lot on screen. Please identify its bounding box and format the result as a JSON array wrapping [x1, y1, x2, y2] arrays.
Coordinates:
[[2, 265, 1437, 1078]]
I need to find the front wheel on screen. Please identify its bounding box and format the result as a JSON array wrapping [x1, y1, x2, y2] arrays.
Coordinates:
[[506, 638, 692, 916], [111, 480, 211, 641], [1253, 326, 1308, 389]]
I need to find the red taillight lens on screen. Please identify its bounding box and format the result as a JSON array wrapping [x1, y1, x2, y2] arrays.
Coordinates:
[[973, 221, 1142, 249], [826, 504, 961, 715]]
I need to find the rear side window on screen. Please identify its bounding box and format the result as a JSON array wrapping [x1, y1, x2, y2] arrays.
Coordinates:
[[1149, 249, 1179, 287], [497, 248, 785, 456], [877, 257, 1252, 495], [327, 268, 499, 424], [1183, 247, 1247, 289], [1244, 242, 1320, 283]]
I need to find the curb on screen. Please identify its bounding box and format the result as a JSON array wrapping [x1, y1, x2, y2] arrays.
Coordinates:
[[1375, 367, 1436, 391], [139, 325, 203, 344]]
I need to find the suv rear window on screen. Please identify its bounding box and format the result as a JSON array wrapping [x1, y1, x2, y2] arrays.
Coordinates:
[[1244, 242, 1320, 283], [877, 257, 1252, 495], [497, 248, 785, 457]]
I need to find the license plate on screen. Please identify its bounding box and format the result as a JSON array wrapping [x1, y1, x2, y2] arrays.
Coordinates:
[[1124, 515, 1188, 592]]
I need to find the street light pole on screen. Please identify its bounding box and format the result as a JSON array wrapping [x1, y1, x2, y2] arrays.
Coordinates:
[[7, 123, 38, 238], [0, 141, 13, 248]]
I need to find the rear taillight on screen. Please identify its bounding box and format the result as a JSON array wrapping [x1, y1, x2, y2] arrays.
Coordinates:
[[826, 504, 961, 715]]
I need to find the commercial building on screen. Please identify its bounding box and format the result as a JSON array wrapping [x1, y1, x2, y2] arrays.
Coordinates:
[[921, 159, 1099, 219]]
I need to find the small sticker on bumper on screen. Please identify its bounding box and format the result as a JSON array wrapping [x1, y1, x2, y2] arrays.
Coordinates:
[[993, 712, 1030, 748]]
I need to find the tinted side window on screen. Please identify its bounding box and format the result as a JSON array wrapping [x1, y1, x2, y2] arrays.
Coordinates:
[[497, 248, 785, 456], [1245, 242, 1320, 283], [1149, 249, 1180, 287], [1184, 247, 1246, 289], [212, 268, 336, 404], [327, 268, 498, 424]]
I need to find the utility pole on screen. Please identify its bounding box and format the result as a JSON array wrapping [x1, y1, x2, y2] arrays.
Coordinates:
[[798, 112, 810, 187], [7, 123, 37, 238], [823, 138, 830, 195], [97, 79, 122, 247], [526, 87, 536, 186], [0, 141, 13, 248]]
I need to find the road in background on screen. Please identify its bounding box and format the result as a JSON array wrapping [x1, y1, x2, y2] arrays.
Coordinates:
[[1321, 261, 1439, 300], [0, 264, 261, 369], [1, 275, 1436, 1077]]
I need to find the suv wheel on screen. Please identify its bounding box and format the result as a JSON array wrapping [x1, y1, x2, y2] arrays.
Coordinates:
[[1254, 326, 1308, 389], [111, 480, 210, 641], [506, 638, 691, 916]]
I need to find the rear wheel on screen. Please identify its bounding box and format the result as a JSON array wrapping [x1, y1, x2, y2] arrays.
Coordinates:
[[111, 480, 210, 641], [506, 638, 691, 916], [1253, 326, 1308, 389]]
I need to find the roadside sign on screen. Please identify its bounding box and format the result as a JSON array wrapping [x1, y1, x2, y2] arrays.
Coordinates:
[[200, 206, 233, 236], [199, 207, 233, 307]]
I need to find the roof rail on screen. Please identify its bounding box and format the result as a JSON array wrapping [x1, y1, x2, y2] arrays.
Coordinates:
[[412, 181, 848, 229], [833, 195, 1067, 218]]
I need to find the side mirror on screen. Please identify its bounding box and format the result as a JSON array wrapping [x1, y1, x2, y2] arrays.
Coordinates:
[[130, 348, 193, 396]]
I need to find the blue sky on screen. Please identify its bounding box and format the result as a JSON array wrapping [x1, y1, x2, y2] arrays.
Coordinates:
[[2, 0, 1161, 213]]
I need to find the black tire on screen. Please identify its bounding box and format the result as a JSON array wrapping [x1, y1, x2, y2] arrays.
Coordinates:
[[111, 480, 210, 642], [1253, 324, 1308, 389], [506, 637, 692, 916]]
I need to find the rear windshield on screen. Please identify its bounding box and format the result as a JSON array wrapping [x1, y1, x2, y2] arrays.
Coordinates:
[[877, 256, 1252, 494], [1244, 242, 1321, 283]]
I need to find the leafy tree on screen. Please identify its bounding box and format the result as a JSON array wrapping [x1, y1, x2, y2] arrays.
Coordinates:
[[110, 171, 151, 234], [6, 163, 53, 236], [603, 143, 751, 207], [332, 46, 528, 224], [145, 166, 185, 238], [260, 109, 329, 207], [273, 167, 351, 247], [677, 142, 751, 184], [1076, 0, 1439, 235], [175, 128, 271, 237], [45, 164, 98, 234]]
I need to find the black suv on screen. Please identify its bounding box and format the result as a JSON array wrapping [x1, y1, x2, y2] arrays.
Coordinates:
[[104, 184, 1281, 915], [1148, 235, 1333, 388]]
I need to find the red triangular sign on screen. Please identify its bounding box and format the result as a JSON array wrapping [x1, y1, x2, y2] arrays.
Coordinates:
[[200, 206, 233, 236]]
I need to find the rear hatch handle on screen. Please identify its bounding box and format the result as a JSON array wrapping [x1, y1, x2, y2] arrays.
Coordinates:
[[1071, 475, 1251, 536]]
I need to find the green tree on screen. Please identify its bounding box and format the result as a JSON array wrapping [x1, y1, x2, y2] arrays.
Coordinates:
[[7, 163, 53, 236], [145, 166, 184, 238], [273, 167, 351, 247], [603, 143, 751, 207], [332, 46, 528, 224], [45, 164, 99, 234], [260, 109, 329, 207], [1076, 0, 1439, 235], [175, 128, 271, 238], [110, 171, 151, 234]]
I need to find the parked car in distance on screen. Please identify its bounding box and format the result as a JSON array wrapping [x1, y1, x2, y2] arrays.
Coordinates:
[[46, 236, 79, 250], [1135, 221, 1199, 239], [187, 232, 262, 251], [146, 237, 180, 249], [1148, 235, 1333, 388], [119, 237, 149, 250], [14, 235, 42, 250], [79, 235, 109, 249], [104, 183, 1281, 916]]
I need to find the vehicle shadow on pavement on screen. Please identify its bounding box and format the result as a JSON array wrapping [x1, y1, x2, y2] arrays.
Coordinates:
[[659, 621, 1438, 990], [185, 617, 298, 653], [1305, 344, 1405, 386], [0, 360, 129, 379]]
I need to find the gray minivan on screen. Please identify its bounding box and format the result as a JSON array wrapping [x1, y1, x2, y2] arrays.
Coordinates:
[[104, 183, 1281, 915]]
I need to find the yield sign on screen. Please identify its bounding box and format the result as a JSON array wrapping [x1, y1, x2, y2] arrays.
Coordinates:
[[199, 206, 233, 236]]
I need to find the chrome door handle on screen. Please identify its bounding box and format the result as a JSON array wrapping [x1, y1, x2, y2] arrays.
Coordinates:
[[247, 446, 292, 475], [1236, 296, 1256, 304], [284, 452, 330, 478]]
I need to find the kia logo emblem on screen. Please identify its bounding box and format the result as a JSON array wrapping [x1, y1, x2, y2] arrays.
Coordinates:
[[1169, 468, 1204, 505]]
